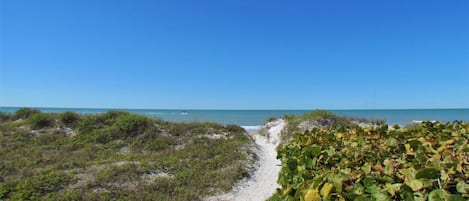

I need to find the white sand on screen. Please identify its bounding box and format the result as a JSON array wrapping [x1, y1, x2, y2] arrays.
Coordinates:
[[207, 119, 285, 201]]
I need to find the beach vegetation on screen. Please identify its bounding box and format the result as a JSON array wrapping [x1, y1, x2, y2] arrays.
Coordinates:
[[13, 107, 40, 120], [113, 113, 152, 138], [0, 111, 255, 201], [59, 111, 80, 127], [27, 113, 55, 129], [269, 112, 469, 201]]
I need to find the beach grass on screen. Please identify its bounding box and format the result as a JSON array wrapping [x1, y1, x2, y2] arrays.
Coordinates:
[[0, 109, 255, 201]]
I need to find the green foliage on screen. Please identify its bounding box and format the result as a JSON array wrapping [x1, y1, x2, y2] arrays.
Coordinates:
[[162, 122, 225, 136], [4, 169, 72, 200], [113, 113, 152, 137], [225, 124, 246, 133], [14, 107, 40, 120], [99, 110, 130, 126], [59, 111, 80, 127], [28, 113, 54, 129], [76, 115, 100, 134], [271, 120, 469, 200], [0, 110, 254, 200]]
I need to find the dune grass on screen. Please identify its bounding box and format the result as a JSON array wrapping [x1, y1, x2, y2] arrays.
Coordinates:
[[0, 109, 255, 201]]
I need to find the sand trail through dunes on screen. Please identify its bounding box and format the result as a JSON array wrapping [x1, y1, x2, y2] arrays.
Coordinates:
[[207, 119, 285, 201]]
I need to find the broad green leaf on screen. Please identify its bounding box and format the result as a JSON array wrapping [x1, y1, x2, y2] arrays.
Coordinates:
[[399, 184, 415, 201], [383, 159, 393, 175], [456, 180, 469, 194], [329, 174, 344, 193], [408, 179, 424, 191], [361, 163, 371, 175], [415, 168, 440, 180], [428, 189, 448, 201]]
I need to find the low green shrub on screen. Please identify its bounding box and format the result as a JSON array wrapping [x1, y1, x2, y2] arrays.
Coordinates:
[[28, 113, 54, 129], [14, 108, 40, 120], [225, 124, 246, 133], [76, 115, 100, 134], [6, 170, 72, 200], [59, 111, 80, 127], [113, 114, 152, 138], [99, 110, 130, 126]]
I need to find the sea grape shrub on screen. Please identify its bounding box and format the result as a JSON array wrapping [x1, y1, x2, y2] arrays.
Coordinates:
[[59, 111, 80, 127], [271, 121, 469, 201], [113, 114, 153, 138], [27, 113, 54, 129], [14, 108, 40, 120]]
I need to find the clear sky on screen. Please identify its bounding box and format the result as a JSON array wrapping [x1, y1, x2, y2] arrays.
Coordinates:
[[1, 0, 468, 109]]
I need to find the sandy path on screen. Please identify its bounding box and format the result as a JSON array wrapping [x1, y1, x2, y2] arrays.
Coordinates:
[[207, 119, 285, 201]]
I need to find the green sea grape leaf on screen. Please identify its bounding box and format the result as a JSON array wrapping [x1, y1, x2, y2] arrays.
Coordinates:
[[350, 183, 365, 196], [428, 189, 448, 201], [384, 183, 402, 196], [287, 158, 298, 170], [456, 180, 469, 194], [363, 177, 392, 201], [415, 168, 440, 180], [361, 163, 371, 175], [401, 167, 417, 181], [329, 173, 344, 193], [408, 179, 424, 191], [399, 184, 415, 201], [340, 168, 351, 175], [383, 159, 393, 175], [385, 137, 399, 146], [308, 146, 322, 156]]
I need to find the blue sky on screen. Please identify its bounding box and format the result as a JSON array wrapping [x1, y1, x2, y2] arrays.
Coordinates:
[[1, 0, 468, 109]]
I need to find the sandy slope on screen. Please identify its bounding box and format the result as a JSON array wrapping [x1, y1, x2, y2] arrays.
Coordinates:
[[207, 119, 285, 201]]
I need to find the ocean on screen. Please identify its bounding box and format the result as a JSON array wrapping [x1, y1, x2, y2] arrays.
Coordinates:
[[0, 107, 468, 127]]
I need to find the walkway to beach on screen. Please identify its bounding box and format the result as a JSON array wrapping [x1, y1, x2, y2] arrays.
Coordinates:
[[207, 119, 285, 201]]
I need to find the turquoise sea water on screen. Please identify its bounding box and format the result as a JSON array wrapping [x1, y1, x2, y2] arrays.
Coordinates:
[[0, 107, 468, 126]]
